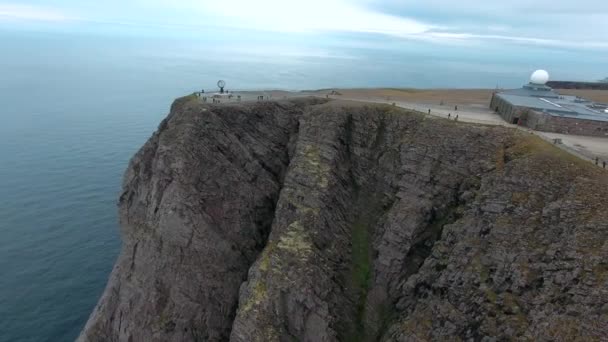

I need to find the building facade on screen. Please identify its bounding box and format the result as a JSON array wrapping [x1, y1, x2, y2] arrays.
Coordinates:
[[491, 72, 608, 137]]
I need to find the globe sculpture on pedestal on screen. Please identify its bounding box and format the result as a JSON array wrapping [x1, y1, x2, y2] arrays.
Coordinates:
[[217, 80, 226, 94]]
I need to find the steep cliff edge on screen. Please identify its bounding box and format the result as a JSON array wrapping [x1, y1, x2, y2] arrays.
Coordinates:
[[79, 97, 608, 342]]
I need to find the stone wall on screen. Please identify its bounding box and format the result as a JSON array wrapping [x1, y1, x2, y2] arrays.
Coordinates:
[[490, 93, 527, 124], [523, 110, 608, 137]]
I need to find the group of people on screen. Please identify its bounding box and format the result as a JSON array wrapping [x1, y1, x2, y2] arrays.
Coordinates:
[[595, 157, 607, 169], [439, 102, 458, 110], [201, 97, 221, 104], [426, 106, 460, 122], [428, 108, 460, 121], [195, 89, 242, 104]]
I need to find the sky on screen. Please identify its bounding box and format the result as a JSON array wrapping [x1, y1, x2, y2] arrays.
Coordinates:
[[0, 0, 606, 87], [1, 0, 607, 49]]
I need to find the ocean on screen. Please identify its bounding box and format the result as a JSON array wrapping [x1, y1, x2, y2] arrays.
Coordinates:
[[0, 28, 603, 342]]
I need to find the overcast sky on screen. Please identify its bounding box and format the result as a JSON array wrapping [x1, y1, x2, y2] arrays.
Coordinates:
[[1, 0, 607, 50]]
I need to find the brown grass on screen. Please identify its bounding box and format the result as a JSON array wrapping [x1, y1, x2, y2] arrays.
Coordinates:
[[509, 133, 595, 170], [558, 89, 608, 103], [327, 88, 495, 106], [321, 88, 608, 106]]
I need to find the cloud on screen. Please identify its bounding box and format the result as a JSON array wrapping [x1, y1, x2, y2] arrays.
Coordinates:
[[0, 4, 73, 22], [158, 0, 608, 49], [5, 0, 606, 50], [373, 0, 608, 15], [422, 32, 608, 50], [156, 0, 434, 35], [370, 0, 608, 42]]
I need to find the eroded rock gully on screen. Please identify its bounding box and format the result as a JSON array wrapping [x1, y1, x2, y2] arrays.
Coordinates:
[[79, 97, 608, 342]]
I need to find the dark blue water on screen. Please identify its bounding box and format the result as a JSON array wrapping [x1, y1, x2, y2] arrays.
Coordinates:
[[0, 28, 603, 342]]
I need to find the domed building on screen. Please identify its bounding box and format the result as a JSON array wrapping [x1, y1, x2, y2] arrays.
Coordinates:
[[490, 70, 608, 136]]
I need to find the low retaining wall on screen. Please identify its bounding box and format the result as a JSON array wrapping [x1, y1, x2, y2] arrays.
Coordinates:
[[490, 93, 527, 124], [522, 110, 608, 137]]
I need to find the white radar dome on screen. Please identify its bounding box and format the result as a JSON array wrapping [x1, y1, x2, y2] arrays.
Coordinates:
[[531, 70, 550, 84]]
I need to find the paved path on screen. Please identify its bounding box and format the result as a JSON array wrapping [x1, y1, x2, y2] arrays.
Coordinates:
[[331, 95, 608, 167], [196, 90, 608, 167]]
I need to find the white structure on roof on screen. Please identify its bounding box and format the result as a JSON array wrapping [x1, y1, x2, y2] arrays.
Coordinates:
[[530, 70, 550, 85]]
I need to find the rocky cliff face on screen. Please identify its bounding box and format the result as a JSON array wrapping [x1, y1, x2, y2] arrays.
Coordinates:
[[79, 97, 608, 342]]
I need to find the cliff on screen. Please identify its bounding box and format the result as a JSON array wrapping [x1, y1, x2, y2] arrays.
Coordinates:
[[79, 97, 608, 341]]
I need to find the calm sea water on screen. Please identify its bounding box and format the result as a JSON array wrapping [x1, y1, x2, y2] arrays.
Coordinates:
[[0, 28, 603, 342]]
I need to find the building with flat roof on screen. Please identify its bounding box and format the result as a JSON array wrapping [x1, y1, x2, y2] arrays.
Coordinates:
[[491, 70, 608, 136]]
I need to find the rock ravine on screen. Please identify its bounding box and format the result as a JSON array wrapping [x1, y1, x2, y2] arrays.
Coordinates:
[[79, 97, 608, 342]]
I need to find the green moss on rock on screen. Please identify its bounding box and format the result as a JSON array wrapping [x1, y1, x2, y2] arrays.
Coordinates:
[[277, 221, 312, 258]]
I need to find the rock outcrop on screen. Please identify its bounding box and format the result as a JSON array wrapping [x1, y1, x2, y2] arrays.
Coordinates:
[[79, 97, 608, 342]]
